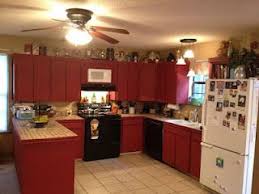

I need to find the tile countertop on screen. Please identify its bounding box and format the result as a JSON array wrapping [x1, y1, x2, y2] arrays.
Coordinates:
[[12, 117, 78, 142], [121, 114, 202, 131]]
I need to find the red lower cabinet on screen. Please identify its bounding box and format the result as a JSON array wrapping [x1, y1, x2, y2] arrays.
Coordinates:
[[121, 117, 143, 153], [163, 123, 200, 175], [57, 119, 85, 159], [163, 126, 176, 167], [190, 130, 202, 179]]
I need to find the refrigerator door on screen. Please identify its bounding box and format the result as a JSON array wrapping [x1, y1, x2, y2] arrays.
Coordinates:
[[200, 143, 249, 194], [202, 79, 259, 155]]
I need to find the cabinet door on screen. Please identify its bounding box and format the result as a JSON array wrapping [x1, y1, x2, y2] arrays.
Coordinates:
[[50, 57, 67, 101], [163, 126, 176, 167], [116, 62, 128, 101], [127, 62, 139, 101], [165, 63, 177, 103], [138, 62, 157, 101], [33, 55, 51, 101], [156, 62, 167, 102], [190, 131, 202, 179], [13, 54, 34, 102], [66, 60, 81, 101], [58, 120, 85, 158], [175, 128, 191, 173], [175, 66, 189, 104]]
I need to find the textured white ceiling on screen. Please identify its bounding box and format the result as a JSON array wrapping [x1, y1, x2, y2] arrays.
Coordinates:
[[0, 0, 259, 49]]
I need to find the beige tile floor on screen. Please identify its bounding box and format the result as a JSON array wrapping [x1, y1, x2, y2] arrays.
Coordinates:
[[75, 153, 213, 194]]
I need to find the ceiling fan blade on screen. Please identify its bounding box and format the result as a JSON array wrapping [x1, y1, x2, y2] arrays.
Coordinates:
[[0, 3, 47, 11], [21, 25, 62, 32], [89, 30, 119, 44], [90, 26, 129, 34]]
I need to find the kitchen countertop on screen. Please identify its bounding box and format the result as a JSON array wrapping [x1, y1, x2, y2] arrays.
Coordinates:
[[54, 115, 84, 121], [121, 113, 202, 131], [13, 117, 78, 142]]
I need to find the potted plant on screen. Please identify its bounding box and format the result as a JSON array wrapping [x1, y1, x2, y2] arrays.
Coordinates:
[[229, 48, 257, 78]]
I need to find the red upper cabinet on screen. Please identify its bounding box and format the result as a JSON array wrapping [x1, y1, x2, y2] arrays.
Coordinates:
[[66, 59, 81, 101], [50, 57, 67, 101], [138, 62, 157, 101], [33, 56, 51, 101], [13, 54, 34, 102], [127, 62, 139, 101], [156, 62, 167, 102], [165, 62, 189, 104], [116, 62, 128, 101]]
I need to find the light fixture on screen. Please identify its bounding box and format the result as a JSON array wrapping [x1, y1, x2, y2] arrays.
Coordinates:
[[176, 56, 186, 65], [180, 38, 197, 59], [176, 49, 186, 65], [187, 69, 195, 77], [183, 49, 194, 58], [65, 27, 92, 46]]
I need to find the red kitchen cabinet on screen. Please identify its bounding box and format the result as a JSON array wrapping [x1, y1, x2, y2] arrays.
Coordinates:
[[116, 62, 128, 101], [174, 126, 191, 173], [13, 54, 34, 102], [156, 62, 167, 102], [165, 62, 189, 104], [50, 57, 67, 101], [121, 117, 143, 153], [33, 55, 51, 101], [127, 62, 139, 101], [138, 62, 157, 101], [57, 119, 85, 159], [66, 59, 81, 101], [163, 125, 176, 167], [162, 123, 191, 174], [190, 130, 202, 179], [80, 59, 118, 85]]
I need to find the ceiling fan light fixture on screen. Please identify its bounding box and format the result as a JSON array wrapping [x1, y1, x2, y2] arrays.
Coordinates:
[[65, 27, 92, 46]]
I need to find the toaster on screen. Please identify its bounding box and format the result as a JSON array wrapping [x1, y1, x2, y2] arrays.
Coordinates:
[[16, 110, 35, 120]]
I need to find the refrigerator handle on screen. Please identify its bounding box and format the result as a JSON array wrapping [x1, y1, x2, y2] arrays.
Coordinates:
[[201, 142, 213, 149], [202, 98, 207, 128]]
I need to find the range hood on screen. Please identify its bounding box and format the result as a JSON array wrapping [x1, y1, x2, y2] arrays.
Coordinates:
[[81, 83, 116, 91]]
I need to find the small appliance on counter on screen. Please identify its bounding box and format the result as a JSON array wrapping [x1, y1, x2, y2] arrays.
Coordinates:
[[12, 104, 35, 120]]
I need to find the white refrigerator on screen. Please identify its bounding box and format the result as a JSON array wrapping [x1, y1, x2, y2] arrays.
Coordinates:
[[200, 79, 259, 194]]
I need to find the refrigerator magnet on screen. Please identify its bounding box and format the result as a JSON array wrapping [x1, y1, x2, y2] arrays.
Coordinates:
[[238, 95, 246, 107], [230, 102, 236, 108], [216, 81, 225, 90], [240, 81, 248, 92], [208, 95, 215, 101], [216, 102, 223, 112], [217, 89, 224, 96], [230, 89, 238, 98], [226, 81, 238, 89], [225, 111, 231, 120], [209, 81, 216, 92], [232, 111, 237, 117], [223, 100, 229, 107], [238, 114, 246, 130]]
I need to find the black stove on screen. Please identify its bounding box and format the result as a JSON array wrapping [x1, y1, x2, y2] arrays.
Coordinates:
[[78, 103, 121, 161]]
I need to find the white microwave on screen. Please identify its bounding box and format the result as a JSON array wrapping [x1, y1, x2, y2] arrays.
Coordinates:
[[88, 68, 112, 83]]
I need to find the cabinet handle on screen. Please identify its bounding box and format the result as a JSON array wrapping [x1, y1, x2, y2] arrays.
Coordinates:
[[200, 142, 213, 149]]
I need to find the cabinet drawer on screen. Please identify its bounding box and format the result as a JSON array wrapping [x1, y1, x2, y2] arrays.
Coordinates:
[[122, 117, 143, 125], [57, 120, 84, 129], [164, 123, 191, 137]]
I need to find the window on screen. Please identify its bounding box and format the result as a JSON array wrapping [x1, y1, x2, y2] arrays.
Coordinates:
[[190, 74, 208, 105], [0, 54, 9, 132]]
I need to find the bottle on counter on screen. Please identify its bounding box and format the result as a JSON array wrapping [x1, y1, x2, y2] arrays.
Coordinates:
[[91, 93, 96, 103]]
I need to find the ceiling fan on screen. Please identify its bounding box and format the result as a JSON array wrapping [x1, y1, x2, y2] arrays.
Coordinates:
[[21, 8, 129, 45], [0, 2, 130, 45]]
